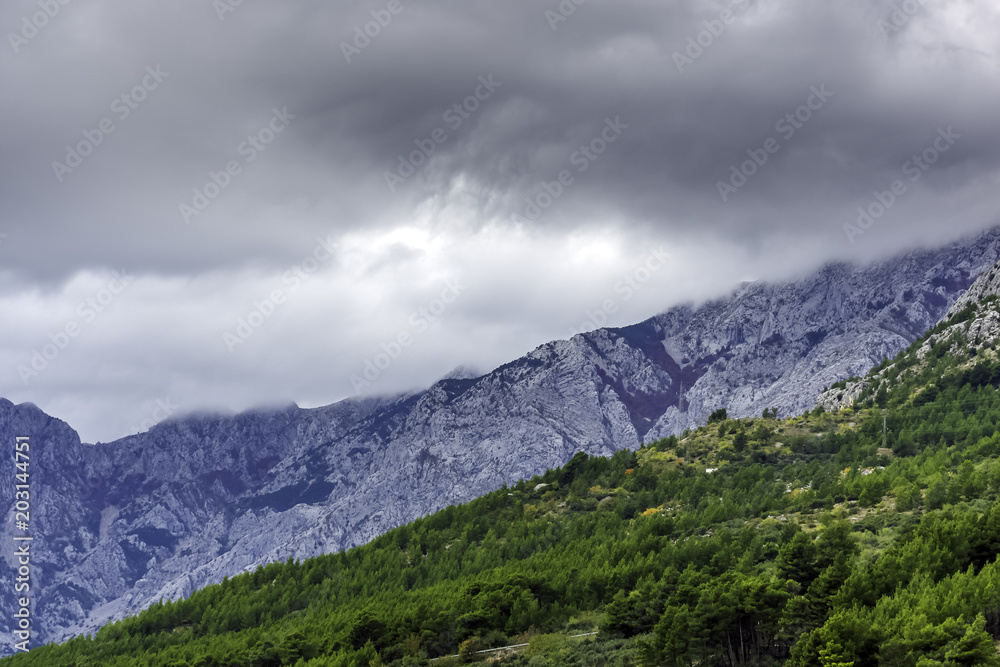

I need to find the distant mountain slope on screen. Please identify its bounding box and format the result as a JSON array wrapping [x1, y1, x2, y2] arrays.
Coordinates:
[[2, 227, 999, 650], [10, 273, 1000, 666]]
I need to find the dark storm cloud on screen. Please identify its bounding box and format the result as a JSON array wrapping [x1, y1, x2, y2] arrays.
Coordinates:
[[2, 0, 997, 281]]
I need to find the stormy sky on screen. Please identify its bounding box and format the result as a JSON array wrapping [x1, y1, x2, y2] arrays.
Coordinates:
[[1, 0, 999, 443]]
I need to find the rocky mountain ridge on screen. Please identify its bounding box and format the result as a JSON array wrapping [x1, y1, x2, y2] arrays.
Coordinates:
[[3, 227, 1000, 650]]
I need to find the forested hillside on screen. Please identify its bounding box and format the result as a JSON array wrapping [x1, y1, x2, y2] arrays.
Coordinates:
[[8, 296, 1000, 665]]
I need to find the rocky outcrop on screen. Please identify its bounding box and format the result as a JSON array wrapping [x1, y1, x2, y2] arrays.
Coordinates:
[[945, 261, 1000, 320]]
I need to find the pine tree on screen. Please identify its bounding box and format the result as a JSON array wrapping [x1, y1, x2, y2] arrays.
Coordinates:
[[818, 639, 854, 667], [777, 531, 820, 587]]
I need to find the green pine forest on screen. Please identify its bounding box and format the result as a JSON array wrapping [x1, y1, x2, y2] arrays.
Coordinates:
[[9, 297, 1000, 666]]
